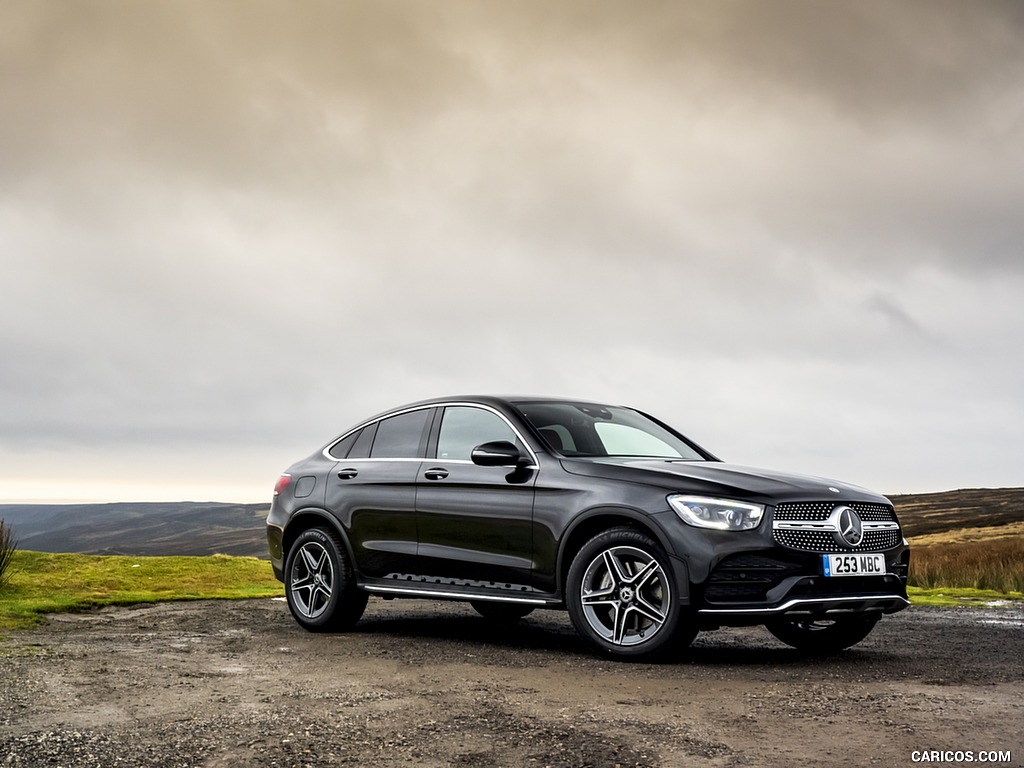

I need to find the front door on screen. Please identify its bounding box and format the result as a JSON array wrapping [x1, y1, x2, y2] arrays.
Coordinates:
[[415, 405, 537, 589]]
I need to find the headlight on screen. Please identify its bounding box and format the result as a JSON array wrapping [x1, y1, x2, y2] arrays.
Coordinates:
[[668, 494, 764, 531]]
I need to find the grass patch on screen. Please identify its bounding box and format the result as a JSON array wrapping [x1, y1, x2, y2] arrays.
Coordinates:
[[0, 550, 283, 632], [908, 535, 1024, 594], [908, 586, 1024, 607]]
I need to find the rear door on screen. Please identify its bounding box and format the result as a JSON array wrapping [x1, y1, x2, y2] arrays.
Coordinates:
[[324, 407, 432, 579], [415, 404, 537, 588]]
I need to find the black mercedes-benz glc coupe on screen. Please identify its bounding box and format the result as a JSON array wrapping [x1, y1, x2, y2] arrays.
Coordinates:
[[267, 396, 909, 659]]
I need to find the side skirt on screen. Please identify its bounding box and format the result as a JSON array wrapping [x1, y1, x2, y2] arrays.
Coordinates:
[[359, 573, 562, 606]]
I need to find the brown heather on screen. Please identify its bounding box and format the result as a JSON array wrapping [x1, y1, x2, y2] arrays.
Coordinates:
[[908, 536, 1024, 593]]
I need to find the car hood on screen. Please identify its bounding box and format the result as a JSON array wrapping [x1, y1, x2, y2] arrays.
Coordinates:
[[559, 458, 889, 505]]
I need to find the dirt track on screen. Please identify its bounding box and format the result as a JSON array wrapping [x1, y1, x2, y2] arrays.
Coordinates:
[[1, 598, 1022, 767]]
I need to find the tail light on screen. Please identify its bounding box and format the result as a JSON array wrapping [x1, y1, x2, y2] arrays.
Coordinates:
[[273, 474, 292, 497]]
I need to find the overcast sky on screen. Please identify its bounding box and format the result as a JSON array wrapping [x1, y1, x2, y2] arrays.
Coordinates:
[[2, 1, 1022, 502]]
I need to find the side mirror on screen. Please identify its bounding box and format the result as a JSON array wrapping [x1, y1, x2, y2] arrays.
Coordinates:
[[471, 440, 527, 467]]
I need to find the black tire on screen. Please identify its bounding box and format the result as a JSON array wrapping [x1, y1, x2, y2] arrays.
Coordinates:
[[566, 527, 692, 659], [765, 614, 880, 653], [470, 601, 535, 622], [284, 527, 367, 632]]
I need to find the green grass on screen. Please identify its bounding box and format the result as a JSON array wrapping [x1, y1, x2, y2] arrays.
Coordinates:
[[908, 586, 1024, 607], [903, 529, 1024, 606], [0, 550, 283, 631]]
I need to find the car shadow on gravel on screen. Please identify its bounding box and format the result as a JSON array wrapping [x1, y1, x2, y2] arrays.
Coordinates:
[[332, 605, 906, 671], [349, 612, 588, 655]]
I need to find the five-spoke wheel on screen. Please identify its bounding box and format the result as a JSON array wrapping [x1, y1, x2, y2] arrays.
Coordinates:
[[567, 528, 693, 658], [289, 539, 335, 620], [284, 528, 367, 631]]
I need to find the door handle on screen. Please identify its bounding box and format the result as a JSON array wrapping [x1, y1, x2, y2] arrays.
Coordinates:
[[337, 468, 359, 480], [423, 467, 449, 481]]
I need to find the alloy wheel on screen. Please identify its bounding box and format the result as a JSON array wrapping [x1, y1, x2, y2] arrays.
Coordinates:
[[578, 545, 671, 646], [289, 541, 335, 620]]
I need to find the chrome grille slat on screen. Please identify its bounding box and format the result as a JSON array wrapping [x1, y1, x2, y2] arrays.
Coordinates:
[[772, 501, 895, 522]]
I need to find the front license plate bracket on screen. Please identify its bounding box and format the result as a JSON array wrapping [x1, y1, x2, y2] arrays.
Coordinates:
[[822, 553, 886, 577]]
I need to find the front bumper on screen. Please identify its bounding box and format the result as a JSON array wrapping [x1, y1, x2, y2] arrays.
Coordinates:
[[659, 498, 911, 626], [697, 590, 910, 628]]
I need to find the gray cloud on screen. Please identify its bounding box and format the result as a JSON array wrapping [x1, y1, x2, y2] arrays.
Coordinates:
[[863, 293, 933, 341], [1, 0, 1022, 500]]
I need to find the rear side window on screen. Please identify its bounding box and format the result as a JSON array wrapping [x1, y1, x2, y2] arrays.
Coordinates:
[[370, 409, 430, 459], [327, 429, 361, 459], [348, 425, 375, 459]]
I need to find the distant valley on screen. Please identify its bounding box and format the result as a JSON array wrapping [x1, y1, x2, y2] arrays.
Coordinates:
[[0, 502, 270, 558], [1, 487, 1022, 559]]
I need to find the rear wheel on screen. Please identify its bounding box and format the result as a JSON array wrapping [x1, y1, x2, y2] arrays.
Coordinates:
[[766, 614, 880, 652], [566, 528, 691, 659], [284, 528, 367, 632], [470, 601, 535, 621]]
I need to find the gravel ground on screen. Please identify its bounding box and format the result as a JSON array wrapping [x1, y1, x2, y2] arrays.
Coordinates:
[[1, 598, 1022, 767]]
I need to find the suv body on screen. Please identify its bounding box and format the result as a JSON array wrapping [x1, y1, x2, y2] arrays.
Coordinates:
[[267, 396, 909, 658]]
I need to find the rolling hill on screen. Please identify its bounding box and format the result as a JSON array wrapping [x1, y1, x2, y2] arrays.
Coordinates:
[[1, 487, 1022, 559], [0, 502, 269, 558], [889, 487, 1024, 537]]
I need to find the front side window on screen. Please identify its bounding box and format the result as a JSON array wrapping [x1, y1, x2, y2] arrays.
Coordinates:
[[437, 406, 516, 461], [370, 409, 430, 459]]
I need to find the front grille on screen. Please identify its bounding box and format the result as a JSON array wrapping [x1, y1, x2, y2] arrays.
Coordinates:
[[772, 501, 902, 553], [773, 501, 896, 522], [773, 528, 901, 553]]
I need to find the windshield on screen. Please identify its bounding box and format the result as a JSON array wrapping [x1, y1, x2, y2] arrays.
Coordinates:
[[514, 401, 707, 460]]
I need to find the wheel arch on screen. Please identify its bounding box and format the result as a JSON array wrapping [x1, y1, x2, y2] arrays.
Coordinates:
[[556, 507, 682, 599], [282, 508, 356, 572]]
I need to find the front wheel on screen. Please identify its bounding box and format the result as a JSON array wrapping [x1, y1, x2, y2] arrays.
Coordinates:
[[284, 528, 367, 632], [766, 614, 880, 653], [566, 528, 691, 659]]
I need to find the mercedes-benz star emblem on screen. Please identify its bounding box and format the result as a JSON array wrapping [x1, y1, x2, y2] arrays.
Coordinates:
[[831, 505, 864, 548]]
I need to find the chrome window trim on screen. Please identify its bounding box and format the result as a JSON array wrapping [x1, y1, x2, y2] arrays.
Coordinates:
[[434, 402, 539, 468], [327, 457, 427, 463], [323, 401, 539, 467], [323, 403, 435, 461]]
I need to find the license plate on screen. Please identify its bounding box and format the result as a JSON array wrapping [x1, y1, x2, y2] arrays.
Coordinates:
[[822, 553, 886, 577]]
